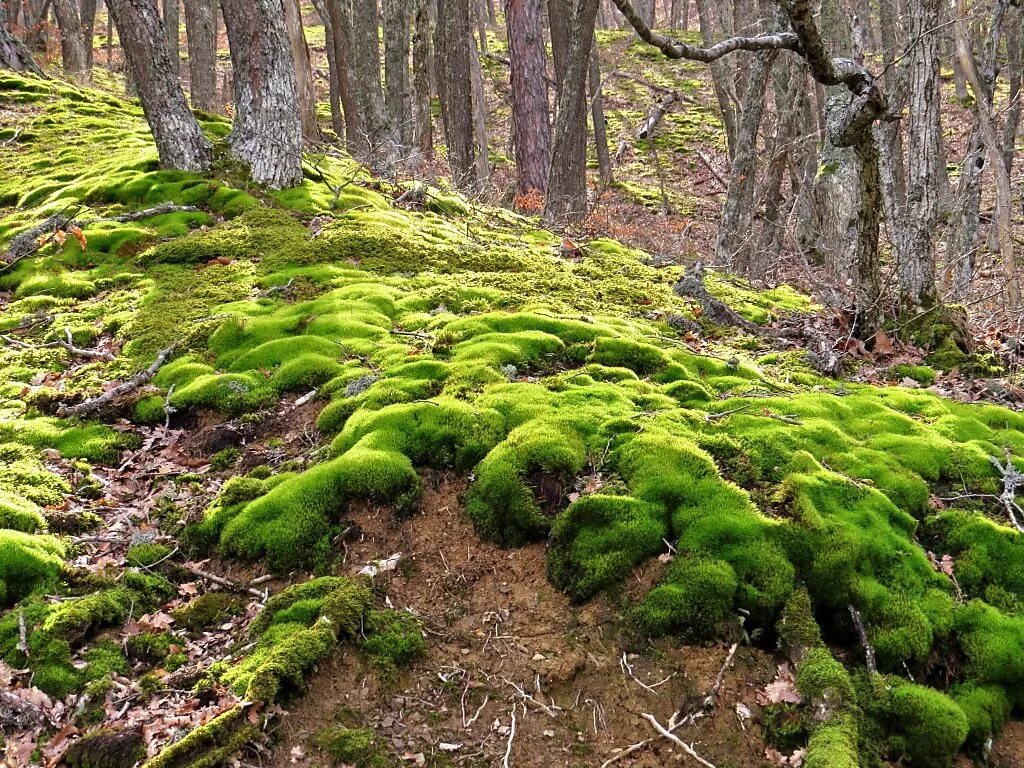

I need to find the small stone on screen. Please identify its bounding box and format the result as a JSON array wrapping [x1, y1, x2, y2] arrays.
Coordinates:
[[532, 653, 546, 661], [543, 729, 555, 738], [461, 648, 471, 656], [381, 716, 394, 728]]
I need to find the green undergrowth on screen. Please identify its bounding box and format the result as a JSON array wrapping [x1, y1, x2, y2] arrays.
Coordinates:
[[3, 74, 1024, 766]]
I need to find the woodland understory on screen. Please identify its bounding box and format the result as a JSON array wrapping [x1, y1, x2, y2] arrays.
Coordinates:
[[1, 0, 1024, 767]]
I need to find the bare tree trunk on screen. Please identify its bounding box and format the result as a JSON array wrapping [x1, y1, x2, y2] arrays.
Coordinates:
[[694, 0, 736, 156], [106, 0, 213, 171], [383, 0, 413, 148], [436, 0, 478, 187], [220, 0, 303, 187], [311, 0, 344, 138], [53, 0, 89, 80], [326, 0, 361, 153], [716, 47, 777, 273], [80, 0, 96, 68], [349, 0, 397, 166], [163, 0, 179, 63], [544, 0, 599, 225], [505, 0, 551, 193], [412, 0, 435, 158], [469, 6, 490, 182], [283, 0, 320, 141], [589, 44, 613, 183], [946, 0, 1006, 299], [1002, 6, 1022, 176], [184, 0, 218, 112], [0, 2, 44, 74]]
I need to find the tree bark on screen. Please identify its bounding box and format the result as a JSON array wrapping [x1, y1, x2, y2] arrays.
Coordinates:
[[163, 0, 180, 63], [436, 0, 479, 187], [589, 44, 613, 183], [898, 0, 942, 307], [543, 0, 599, 225], [53, 0, 89, 81], [283, 0, 320, 141], [183, 0, 218, 112], [348, 0, 398, 166], [0, 2, 44, 74], [505, 0, 551, 193], [383, 0, 413, 148], [310, 0, 344, 138], [80, 0, 96, 68], [106, 0, 213, 171], [325, 0, 361, 153], [694, 0, 737, 156], [716, 47, 777, 274], [468, 5, 490, 182], [412, 0, 435, 158], [220, 0, 303, 187]]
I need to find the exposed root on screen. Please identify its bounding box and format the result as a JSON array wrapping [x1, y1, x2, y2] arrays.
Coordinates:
[[642, 712, 717, 768]]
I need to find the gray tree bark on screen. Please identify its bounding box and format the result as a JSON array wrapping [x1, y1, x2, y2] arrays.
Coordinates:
[[53, 0, 89, 81], [383, 0, 413, 148], [468, 5, 490, 182], [325, 0, 361, 153], [183, 0, 218, 112], [436, 0, 479, 187], [283, 0, 320, 141], [0, 2, 44, 74], [589, 45, 613, 183], [694, 0, 737, 156], [412, 0, 435, 158], [349, 0, 398, 166], [107, 0, 213, 172], [221, 0, 303, 187], [506, 0, 551, 193], [310, 0, 344, 138], [81, 0, 96, 68], [544, 0, 599, 225], [163, 0, 180, 63]]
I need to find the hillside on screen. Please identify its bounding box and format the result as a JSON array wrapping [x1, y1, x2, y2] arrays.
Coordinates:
[[2, 73, 1024, 768]]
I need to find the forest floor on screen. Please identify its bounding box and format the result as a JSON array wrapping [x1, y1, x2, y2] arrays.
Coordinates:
[[2, 11, 1024, 768]]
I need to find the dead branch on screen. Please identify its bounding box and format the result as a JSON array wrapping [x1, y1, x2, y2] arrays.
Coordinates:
[[179, 564, 267, 599], [1, 331, 115, 361], [674, 262, 759, 332], [636, 91, 680, 140], [702, 642, 739, 709], [694, 150, 729, 189], [503, 677, 561, 717], [989, 451, 1024, 532], [642, 713, 717, 768], [57, 342, 180, 417], [847, 605, 877, 674], [89, 202, 198, 224]]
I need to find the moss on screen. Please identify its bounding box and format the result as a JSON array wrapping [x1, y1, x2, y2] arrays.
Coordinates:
[[0, 489, 45, 533], [126, 541, 172, 568], [633, 557, 738, 637], [0, 530, 65, 606], [590, 337, 669, 375], [803, 715, 859, 768], [141, 705, 257, 768], [359, 609, 427, 678], [169, 372, 275, 415], [250, 576, 370, 635], [953, 683, 1010, 749], [887, 364, 936, 386], [172, 593, 241, 632], [132, 394, 167, 424], [209, 446, 242, 471], [795, 648, 855, 709], [65, 727, 144, 768], [125, 631, 176, 663], [313, 726, 392, 767], [777, 586, 823, 653], [547, 494, 667, 601], [886, 683, 968, 766]]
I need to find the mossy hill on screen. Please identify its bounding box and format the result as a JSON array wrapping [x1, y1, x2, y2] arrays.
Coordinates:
[[2, 73, 1024, 767]]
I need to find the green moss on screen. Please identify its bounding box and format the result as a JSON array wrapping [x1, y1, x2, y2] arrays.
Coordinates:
[[0, 489, 45, 533], [65, 727, 144, 768], [953, 682, 1010, 748], [141, 705, 257, 768], [777, 586, 823, 653], [132, 394, 167, 424], [171, 592, 240, 632], [887, 683, 968, 766], [126, 542, 172, 568], [633, 557, 738, 637], [795, 648, 855, 708], [590, 337, 669, 375], [209, 447, 241, 471], [803, 715, 859, 768], [0, 530, 64, 606], [887, 364, 936, 386], [548, 494, 667, 601], [313, 726, 392, 767], [359, 609, 427, 677]]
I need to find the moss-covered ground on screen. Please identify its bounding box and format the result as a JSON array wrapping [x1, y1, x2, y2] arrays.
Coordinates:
[[3, 72, 1024, 767]]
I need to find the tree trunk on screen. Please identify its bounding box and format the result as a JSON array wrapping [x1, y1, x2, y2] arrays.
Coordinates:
[[53, 0, 89, 81], [505, 0, 551, 193], [589, 44, 612, 183], [946, 0, 1006, 300], [106, 0, 213, 171], [468, 2, 490, 182], [283, 0, 320, 141], [310, 0, 344, 138], [716, 47, 776, 274], [1001, 6, 1021, 177], [349, 0, 397, 166], [898, 0, 942, 307], [325, 0, 361, 153], [183, 0, 218, 112], [163, 0, 179, 63], [435, 0, 478, 187], [0, 2, 44, 74], [383, 0, 413, 148], [412, 0, 435, 158], [220, 0, 303, 187], [543, 0, 599, 225], [694, 0, 736, 156], [80, 0, 96, 68]]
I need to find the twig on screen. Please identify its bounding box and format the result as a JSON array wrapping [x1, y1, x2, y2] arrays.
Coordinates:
[[847, 605, 877, 674], [57, 342, 180, 417], [502, 708, 516, 768], [503, 678, 560, 717], [701, 642, 738, 709], [180, 564, 266, 599], [620, 652, 657, 694], [17, 610, 28, 655], [1, 333, 115, 361], [988, 450, 1024, 532], [641, 713, 717, 768], [464, 694, 489, 728], [695, 150, 729, 189]]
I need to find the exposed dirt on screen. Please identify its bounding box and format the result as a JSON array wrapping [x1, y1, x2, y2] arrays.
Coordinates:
[[267, 473, 780, 768]]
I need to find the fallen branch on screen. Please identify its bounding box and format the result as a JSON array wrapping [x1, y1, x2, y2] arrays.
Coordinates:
[[673, 262, 759, 332], [642, 713, 717, 768], [1, 331, 115, 361], [695, 150, 729, 189], [701, 642, 739, 709], [988, 451, 1024, 532], [636, 91, 680, 140], [600, 713, 700, 767], [57, 342, 179, 417], [179, 564, 267, 599], [847, 605, 877, 674]]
